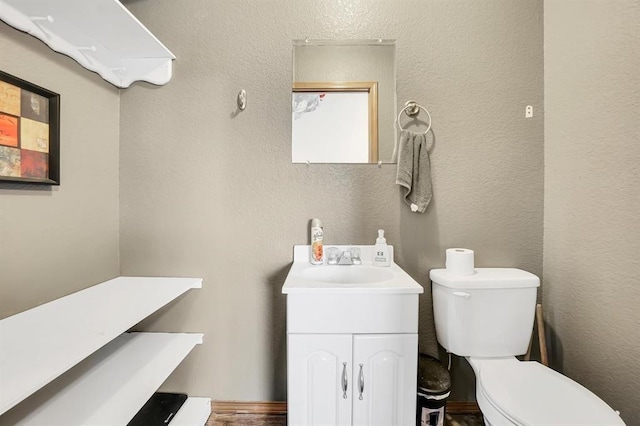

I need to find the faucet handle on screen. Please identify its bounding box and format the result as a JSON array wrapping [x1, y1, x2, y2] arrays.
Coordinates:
[[350, 247, 362, 265], [327, 247, 339, 265]]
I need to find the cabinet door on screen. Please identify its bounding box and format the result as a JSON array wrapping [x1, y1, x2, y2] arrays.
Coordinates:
[[352, 334, 418, 426], [288, 334, 353, 426]]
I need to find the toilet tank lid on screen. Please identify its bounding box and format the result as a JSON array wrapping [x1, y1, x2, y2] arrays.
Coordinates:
[[429, 268, 540, 289]]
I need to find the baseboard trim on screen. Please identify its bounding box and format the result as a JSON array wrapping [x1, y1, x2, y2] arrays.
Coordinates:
[[212, 400, 287, 415], [446, 401, 481, 414], [211, 400, 480, 416]]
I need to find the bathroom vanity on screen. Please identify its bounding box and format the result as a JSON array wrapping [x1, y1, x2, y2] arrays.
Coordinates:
[[283, 245, 423, 426]]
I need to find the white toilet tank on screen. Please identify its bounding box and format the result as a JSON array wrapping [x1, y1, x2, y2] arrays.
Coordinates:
[[430, 268, 540, 357]]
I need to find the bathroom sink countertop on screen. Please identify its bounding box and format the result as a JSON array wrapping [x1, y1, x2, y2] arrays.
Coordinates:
[[282, 245, 424, 294]]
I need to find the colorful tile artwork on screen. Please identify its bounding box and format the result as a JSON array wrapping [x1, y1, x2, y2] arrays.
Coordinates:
[[0, 80, 50, 180]]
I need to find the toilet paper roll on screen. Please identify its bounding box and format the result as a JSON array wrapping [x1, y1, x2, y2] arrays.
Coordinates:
[[445, 248, 475, 275]]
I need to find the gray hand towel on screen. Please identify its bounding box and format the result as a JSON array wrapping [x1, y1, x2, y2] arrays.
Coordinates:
[[394, 130, 432, 213]]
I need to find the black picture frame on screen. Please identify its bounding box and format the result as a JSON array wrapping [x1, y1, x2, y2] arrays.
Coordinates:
[[0, 70, 60, 185]]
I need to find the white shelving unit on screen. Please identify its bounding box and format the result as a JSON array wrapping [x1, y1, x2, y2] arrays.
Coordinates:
[[171, 398, 214, 426], [0, 0, 175, 88], [0, 276, 211, 425]]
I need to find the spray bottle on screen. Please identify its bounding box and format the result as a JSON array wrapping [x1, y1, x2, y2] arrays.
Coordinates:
[[310, 218, 324, 264]]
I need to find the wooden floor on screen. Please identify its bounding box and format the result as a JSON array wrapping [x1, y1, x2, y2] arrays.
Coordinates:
[[445, 412, 485, 426], [207, 413, 284, 426], [207, 412, 484, 425], [206, 400, 483, 425]]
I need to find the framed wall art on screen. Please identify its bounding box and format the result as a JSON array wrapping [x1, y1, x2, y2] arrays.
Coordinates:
[[0, 70, 60, 185]]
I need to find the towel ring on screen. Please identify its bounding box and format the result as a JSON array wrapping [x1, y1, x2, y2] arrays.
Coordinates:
[[397, 100, 432, 135]]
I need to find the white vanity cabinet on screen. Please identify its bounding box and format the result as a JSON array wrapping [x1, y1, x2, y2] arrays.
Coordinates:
[[288, 333, 418, 426], [283, 245, 424, 426]]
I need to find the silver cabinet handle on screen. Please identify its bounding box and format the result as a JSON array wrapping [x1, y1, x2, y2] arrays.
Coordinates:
[[341, 362, 348, 399], [358, 363, 364, 400]]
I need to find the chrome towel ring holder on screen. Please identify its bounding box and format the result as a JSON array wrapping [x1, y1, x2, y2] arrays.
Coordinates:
[[397, 100, 432, 135]]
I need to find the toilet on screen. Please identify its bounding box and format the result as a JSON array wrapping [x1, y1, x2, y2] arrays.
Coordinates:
[[430, 267, 625, 426]]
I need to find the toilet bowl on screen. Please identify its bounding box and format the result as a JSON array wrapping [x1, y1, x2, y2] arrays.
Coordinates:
[[430, 267, 625, 426], [468, 357, 623, 426]]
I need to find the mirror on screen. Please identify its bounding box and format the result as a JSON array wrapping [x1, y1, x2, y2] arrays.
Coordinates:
[[292, 40, 396, 164], [292, 82, 378, 163]]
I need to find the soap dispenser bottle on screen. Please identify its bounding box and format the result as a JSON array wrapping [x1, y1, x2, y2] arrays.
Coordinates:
[[373, 229, 391, 267]]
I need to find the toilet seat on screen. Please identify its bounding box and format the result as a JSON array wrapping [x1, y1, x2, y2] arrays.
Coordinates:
[[476, 359, 624, 425]]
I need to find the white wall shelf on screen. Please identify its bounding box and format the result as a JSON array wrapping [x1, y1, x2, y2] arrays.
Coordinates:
[[172, 397, 214, 426], [0, 332, 204, 425], [0, 0, 175, 88], [0, 276, 210, 425], [0, 276, 201, 415]]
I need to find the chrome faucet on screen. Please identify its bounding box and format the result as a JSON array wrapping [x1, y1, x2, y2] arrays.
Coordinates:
[[327, 247, 362, 265]]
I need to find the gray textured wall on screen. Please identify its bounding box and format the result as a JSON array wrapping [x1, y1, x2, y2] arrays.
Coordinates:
[[120, 0, 543, 401], [4, 1, 637, 420], [544, 1, 640, 424], [0, 23, 120, 318]]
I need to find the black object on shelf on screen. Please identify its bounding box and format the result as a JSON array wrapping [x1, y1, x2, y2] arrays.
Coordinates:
[[128, 392, 188, 426]]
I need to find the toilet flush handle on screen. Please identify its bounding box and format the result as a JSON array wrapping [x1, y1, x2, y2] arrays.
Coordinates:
[[453, 291, 471, 300]]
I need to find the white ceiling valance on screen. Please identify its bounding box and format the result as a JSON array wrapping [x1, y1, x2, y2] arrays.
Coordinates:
[[0, 0, 175, 88]]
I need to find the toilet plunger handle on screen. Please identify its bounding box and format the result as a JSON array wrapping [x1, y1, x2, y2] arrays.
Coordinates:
[[536, 304, 548, 366]]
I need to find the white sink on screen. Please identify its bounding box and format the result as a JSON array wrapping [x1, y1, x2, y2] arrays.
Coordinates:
[[282, 245, 424, 295], [282, 245, 423, 334], [301, 265, 394, 284]]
